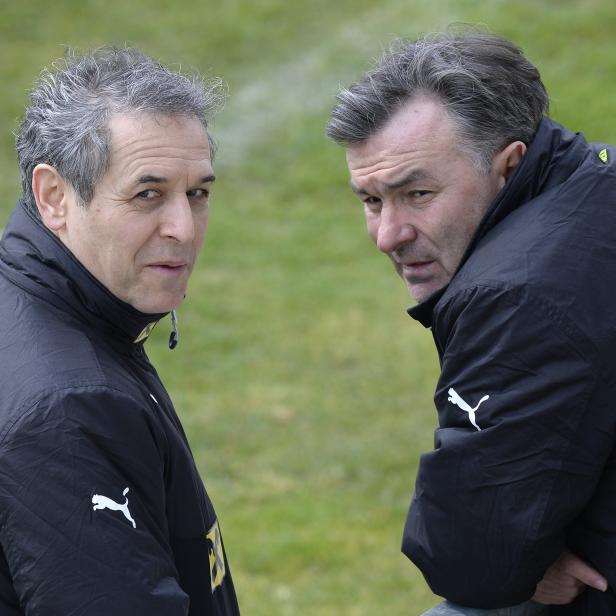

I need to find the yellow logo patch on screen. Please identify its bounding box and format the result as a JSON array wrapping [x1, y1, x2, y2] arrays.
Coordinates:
[[599, 148, 608, 163], [134, 321, 158, 343], [206, 519, 226, 592]]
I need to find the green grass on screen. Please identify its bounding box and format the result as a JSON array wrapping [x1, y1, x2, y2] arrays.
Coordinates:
[[2, 0, 616, 613]]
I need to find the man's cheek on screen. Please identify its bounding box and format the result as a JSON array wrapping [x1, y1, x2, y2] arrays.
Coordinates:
[[365, 220, 379, 246], [390, 256, 404, 278]]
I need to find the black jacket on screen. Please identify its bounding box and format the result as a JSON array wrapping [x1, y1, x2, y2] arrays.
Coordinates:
[[402, 119, 616, 615], [0, 202, 240, 615]]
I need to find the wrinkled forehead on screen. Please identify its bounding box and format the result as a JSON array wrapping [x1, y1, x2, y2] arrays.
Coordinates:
[[348, 96, 457, 156], [345, 97, 472, 187], [104, 112, 213, 178], [107, 111, 209, 148]]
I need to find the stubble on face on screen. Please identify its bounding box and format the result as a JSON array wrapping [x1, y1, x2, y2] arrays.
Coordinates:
[[59, 113, 214, 314], [346, 96, 504, 303]]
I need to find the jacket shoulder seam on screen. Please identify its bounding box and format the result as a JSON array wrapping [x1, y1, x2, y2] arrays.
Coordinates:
[[0, 383, 150, 446], [439, 281, 599, 361]]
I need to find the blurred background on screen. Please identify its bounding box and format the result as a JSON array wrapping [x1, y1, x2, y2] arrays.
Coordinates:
[[1, 0, 615, 613]]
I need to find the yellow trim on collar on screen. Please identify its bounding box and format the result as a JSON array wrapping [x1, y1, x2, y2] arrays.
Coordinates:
[[134, 321, 157, 343]]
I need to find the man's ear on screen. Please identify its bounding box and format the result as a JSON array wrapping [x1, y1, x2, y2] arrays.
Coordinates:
[[493, 141, 527, 189], [31, 164, 73, 234]]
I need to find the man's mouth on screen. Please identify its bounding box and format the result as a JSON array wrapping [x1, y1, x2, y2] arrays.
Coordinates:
[[400, 260, 435, 279], [146, 261, 189, 275]]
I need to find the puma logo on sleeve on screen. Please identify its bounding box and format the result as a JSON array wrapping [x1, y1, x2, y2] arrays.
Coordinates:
[[92, 487, 136, 528], [447, 388, 490, 431]]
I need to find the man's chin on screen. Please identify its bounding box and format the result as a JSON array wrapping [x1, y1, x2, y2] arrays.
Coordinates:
[[130, 292, 186, 315], [405, 279, 445, 304]]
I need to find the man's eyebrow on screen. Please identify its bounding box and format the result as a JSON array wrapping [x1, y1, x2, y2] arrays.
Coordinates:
[[350, 171, 434, 195], [135, 174, 216, 185], [350, 181, 367, 195], [137, 174, 167, 185], [384, 171, 433, 190]]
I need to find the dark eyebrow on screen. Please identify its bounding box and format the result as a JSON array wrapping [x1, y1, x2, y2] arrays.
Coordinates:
[[384, 171, 433, 190], [135, 174, 216, 185], [350, 170, 433, 195], [350, 181, 367, 195], [137, 174, 167, 185]]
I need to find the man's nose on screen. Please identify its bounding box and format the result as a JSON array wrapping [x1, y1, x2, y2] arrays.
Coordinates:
[[160, 194, 195, 244], [375, 204, 417, 254]]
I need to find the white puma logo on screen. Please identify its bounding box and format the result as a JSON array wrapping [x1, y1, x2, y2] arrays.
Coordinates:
[[92, 487, 136, 529], [447, 388, 489, 431]]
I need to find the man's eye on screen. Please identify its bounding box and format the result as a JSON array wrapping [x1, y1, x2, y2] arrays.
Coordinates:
[[362, 196, 382, 212], [410, 190, 432, 199], [362, 196, 381, 205], [136, 189, 159, 200], [188, 188, 209, 199]]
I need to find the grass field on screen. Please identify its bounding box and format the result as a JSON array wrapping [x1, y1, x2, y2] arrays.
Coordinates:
[[2, 1, 616, 613]]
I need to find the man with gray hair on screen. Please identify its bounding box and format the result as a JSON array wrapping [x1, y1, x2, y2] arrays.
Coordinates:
[[328, 29, 616, 615], [0, 48, 240, 615]]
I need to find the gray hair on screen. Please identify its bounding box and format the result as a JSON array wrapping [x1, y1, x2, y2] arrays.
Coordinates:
[[326, 28, 549, 173], [17, 46, 225, 212]]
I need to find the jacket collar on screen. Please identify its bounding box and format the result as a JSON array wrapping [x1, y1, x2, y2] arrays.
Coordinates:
[[407, 118, 586, 328], [0, 200, 166, 345]]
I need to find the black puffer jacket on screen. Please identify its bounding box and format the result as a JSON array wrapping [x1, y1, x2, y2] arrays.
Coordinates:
[[403, 119, 616, 615], [0, 202, 240, 615]]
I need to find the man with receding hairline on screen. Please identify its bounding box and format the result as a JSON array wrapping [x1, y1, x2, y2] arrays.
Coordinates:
[[328, 28, 616, 615], [0, 48, 240, 615]]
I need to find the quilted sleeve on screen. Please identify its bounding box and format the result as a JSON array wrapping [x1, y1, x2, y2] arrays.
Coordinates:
[[403, 285, 613, 608], [0, 385, 190, 615]]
